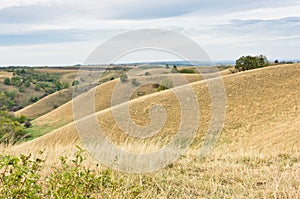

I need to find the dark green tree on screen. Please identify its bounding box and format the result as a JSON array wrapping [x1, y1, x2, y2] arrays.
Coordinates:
[[235, 55, 268, 71], [3, 78, 10, 85]]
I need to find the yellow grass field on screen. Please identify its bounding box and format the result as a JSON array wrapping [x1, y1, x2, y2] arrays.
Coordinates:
[[2, 64, 299, 198], [23, 72, 218, 137], [0, 71, 13, 82]]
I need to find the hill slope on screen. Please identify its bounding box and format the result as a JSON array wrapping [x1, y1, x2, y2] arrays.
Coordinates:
[[4, 64, 299, 198], [15, 88, 73, 119], [25, 73, 214, 137], [16, 64, 299, 154]]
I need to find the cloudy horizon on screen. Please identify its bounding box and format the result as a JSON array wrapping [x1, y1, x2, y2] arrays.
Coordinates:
[[0, 0, 299, 66]]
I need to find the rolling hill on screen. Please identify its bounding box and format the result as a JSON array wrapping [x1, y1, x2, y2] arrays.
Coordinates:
[[3, 63, 299, 198], [14, 64, 299, 153], [22, 72, 225, 138]]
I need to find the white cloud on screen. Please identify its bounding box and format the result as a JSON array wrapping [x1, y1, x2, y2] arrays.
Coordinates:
[[0, 0, 299, 65]]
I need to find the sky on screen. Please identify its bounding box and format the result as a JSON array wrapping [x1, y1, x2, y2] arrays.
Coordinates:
[[0, 0, 299, 66]]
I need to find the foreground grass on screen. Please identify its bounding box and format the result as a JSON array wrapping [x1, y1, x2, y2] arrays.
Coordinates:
[[1, 146, 299, 198]]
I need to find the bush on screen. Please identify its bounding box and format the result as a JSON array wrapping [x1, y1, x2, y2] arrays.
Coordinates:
[[145, 72, 151, 76], [30, 96, 39, 103], [72, 80, 80, 86], [0, 111, 27, 144], [24, 120, 31, 128], [157, 79, 173, 92], [46, 147, 104, 198], [0, 153, 43, 198], [235, 55, 269, 71], [179, 68, 195, 74], [11, 76, 22, 87], [44, 87, 56, 94], [62, 82, 69, 89], [39, 93, 48, 99], [0, 92, 15, 110], [3, 78, 10, 85], [24, 80, 31, 88], [34, 84, 41, 91], [18, 115, 27, 123], [5, 90, 17, 100], [0, 148, 146, 198], [18, 86, 25, 93], [120, 74, 128, 82]]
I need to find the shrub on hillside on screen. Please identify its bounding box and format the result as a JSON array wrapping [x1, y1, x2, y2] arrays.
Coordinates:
[[235, 55, 269, 71], [18, 115, 27, 123], [0, 92, 16, 110], [120, 74, 128, 82], [0, 153, 43, 198], [0, 111, 28, 144], [0, 148, 144, 198], [3, 78, 10, 85], [24, 120, 32, 128], [29, 96, 39, 103], [24, 80, 31, 88], [157, 79, 173, 92], [179, 68, 196, 74], [18, 86, 25, 93], [34, 84, 41, 91], [72, 80, 80, 86], [11, 76, 22, 87]]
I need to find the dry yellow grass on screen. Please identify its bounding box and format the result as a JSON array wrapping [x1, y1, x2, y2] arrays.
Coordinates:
[[2, 64, 299, 198], [15, 88, 73, 119], [29, 73, 208, 135], [60, 71, 78, 85], [0, 71, 13, 82], [17, 64, 300, 151]]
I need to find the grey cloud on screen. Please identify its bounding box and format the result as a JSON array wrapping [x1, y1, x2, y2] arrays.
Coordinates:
[[0, 3, 87, 24], [222, 17, 300, 37], [0, 0, 299, 24], [0, 28, 124, 46], [107, 0, 299, 20]]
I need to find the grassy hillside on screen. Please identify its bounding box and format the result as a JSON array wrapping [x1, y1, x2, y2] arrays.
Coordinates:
[[1, 64, 299, 198], [0, 68, 72, 110], [15, 88, 73, 119], [17, 63, 299, 150], [25, 72, 215, 138]]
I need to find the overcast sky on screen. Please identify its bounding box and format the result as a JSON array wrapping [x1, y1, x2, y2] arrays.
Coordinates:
[[0, 0, 299, 66]]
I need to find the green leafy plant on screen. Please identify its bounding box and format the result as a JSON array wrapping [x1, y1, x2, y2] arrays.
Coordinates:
[[0, 147, 147, 198], [0, 110, 29, 144], [157, 79, 173, 92], [120, 74, 128, 82], [235, 55, 269, 71], [0, 153, 43, 198]]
